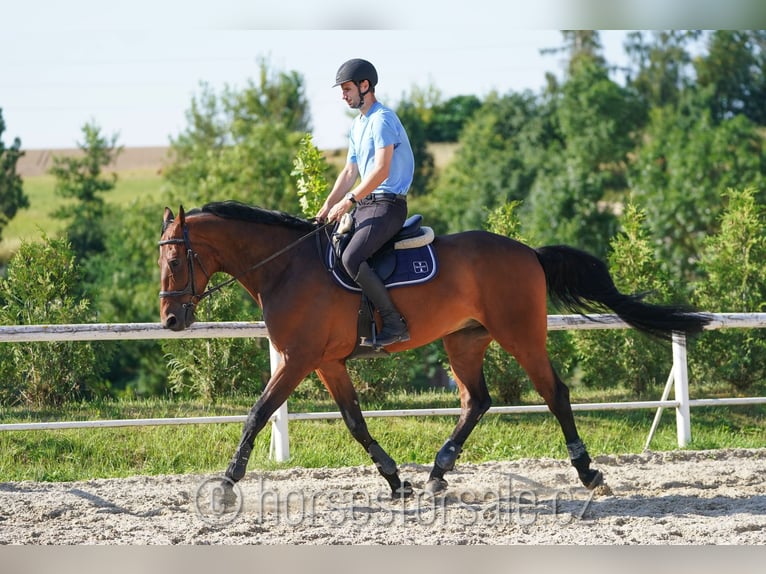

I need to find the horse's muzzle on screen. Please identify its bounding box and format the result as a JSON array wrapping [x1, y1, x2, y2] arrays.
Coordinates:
[[162, 313, 185, 331], [162, 303, 196, 331]]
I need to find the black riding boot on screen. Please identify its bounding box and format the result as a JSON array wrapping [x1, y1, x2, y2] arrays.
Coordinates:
[[354, 261, 410, 347]]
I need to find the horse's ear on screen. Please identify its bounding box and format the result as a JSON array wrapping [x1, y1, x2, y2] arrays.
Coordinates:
[[163, 207, 175, 224], [178, 205, 186, 225]]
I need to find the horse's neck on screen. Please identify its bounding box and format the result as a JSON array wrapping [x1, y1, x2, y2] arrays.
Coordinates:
[[207, 220, 306, 291]]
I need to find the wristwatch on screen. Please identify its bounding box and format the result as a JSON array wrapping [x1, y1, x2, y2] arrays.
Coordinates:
[[345, 192, 357, 204]]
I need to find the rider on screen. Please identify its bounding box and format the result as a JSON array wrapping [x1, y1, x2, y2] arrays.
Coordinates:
[[317, 58, 415, 347]]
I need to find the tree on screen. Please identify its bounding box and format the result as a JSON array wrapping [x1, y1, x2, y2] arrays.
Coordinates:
[[623, 30, 701, 111], [425, 90, 545, 233], [83, 197, 171, 395], [291, 134, 332, 217], [164, 61, 311, 213], [49, 121, 122, 260], [0, 109, 29, 245], [427, 95, 482, 142], [628, 100, 766, 282], [523, 44, 645, 258], [395, 100, 436, 197], [694, 30, 766, 125]]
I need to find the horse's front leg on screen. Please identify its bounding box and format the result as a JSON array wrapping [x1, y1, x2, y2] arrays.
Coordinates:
[[316, 361, 413, 498], [225, 358, 312, 483]]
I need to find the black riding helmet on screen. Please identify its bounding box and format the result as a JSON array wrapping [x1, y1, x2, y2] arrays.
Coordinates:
[[333, 58, 378, 89]]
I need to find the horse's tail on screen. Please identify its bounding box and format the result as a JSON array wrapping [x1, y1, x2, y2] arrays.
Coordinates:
[[534, 244, 711, 340]]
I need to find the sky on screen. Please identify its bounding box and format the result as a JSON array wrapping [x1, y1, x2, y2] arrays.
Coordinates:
[[1, 1, 764, 151]]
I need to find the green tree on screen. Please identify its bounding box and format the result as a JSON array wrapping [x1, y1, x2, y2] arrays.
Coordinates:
[[524, 47, 645, 258], [427, 95, 482, 142], [395, 100, 436, 197], [84, 197, 170, 395], [695, 30, 766, 125], [623, 30, 701, 111], [0, 109, 29, 245], [628, 101, 766, 282], [691, 188, 766, 393], [0, 236, 107, 405], [49, 121, 122, 260], [165, 61, 311, 213], [426, 90, 545, 233]]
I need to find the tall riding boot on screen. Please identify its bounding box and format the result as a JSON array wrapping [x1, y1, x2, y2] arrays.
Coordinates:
[[354, 261, 410, 347]]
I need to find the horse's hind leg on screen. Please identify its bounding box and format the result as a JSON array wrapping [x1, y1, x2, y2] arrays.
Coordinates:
[[425, 326, 493, 495], [316, 361, 413, 498], [510, 347, 603, 489]]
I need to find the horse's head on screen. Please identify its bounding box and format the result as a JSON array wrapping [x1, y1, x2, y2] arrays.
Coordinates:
[[158, 206, 211, 331]]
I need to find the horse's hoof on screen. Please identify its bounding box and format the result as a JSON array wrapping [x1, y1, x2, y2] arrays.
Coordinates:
[[392, 480, 414, 499], [581, 469, 604, 490], [220, 480, 241, 510], [424, 477, 448, 495]]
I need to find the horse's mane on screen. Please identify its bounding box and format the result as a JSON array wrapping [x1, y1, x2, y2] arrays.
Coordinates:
[[189, 201, 318, 232]]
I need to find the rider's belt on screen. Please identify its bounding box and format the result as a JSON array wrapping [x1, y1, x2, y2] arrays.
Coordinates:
[[366, 192, 407, 203]]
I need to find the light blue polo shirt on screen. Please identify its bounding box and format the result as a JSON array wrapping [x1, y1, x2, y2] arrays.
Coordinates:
[[347, 101, 415, 195]]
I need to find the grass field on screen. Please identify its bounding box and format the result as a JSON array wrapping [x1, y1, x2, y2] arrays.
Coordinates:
[[1, 387, 764, 482], [0, 168, 165, 261]]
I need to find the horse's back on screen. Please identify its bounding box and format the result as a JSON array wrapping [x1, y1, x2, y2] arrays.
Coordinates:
[[434, 230, 543, 282], [411, 229, 548, 317]]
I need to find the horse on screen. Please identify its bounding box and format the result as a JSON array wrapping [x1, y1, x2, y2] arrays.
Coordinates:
[[158, 200, 711, 497]]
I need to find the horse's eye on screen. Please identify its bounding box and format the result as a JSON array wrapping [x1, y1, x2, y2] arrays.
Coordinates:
[[169, 258, 181, 270]]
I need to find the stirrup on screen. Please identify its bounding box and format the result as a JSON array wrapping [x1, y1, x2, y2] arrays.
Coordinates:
[[361, 318, 410, 349]]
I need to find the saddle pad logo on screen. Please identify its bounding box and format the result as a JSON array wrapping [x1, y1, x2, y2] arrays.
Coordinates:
[[412, 260, 430, 274]]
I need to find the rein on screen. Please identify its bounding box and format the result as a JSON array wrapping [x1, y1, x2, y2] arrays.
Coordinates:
[[159, 219, 333, 310]]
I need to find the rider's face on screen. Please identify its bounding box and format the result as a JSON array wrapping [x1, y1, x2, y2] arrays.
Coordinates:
[[340, 80, 365, 109]]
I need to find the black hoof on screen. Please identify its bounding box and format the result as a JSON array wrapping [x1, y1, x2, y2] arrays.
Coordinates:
[[220, 479, 241, 510], [579, 469, 604, 490], [424, 477, 448, 495], [392, 480, 414, 499]]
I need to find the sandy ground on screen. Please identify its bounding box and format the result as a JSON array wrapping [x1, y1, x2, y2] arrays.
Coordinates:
[[1, 448, 764, 545]]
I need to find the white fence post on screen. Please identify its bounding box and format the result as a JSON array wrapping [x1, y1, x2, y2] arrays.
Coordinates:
[[268, 342, 290, 462], [672, 331, 691, 447]]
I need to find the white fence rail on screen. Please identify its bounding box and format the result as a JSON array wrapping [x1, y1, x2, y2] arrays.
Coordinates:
[[2, 313, 766, 461]]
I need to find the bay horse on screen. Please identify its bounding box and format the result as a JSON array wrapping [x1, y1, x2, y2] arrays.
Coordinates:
[[158, 200, 710, 496]]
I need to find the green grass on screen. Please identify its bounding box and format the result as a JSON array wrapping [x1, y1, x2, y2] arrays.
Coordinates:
[[0, 169, 164, 261], [1, 388, 763, 482]]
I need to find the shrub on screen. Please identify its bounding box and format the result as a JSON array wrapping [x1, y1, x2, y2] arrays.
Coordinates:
[[692, 187, 766, 393], [572, 203, 676, 397], [0, 236, 107, 406]]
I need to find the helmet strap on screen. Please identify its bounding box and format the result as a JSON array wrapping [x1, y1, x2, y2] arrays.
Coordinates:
[[354, 81, 370, 109]]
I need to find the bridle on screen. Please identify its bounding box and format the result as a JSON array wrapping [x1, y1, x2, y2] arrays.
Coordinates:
[[158, 217, 332, 321]]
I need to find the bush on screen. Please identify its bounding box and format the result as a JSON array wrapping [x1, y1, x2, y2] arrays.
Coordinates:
[[572, 204, 677, 397], [0, 236, 108, 406], [161, 274, 269, 401], [692, 187, 766, 393]]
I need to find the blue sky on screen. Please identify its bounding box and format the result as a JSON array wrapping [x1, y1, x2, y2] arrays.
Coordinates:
[[1, 1, 762, 151]]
